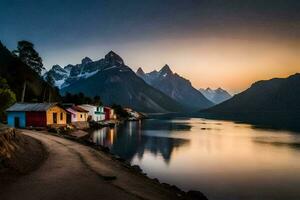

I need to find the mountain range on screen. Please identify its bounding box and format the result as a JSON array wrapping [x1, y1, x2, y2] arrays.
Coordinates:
[[199, 88, 231, 104], [205, 73, 300, 113], [46, 51, 187, 113], [136, 65, 213, 110], [45, 51, 218, 112]]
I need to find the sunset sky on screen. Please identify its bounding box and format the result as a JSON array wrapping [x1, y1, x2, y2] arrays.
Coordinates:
[[1, 0, 299, 93]]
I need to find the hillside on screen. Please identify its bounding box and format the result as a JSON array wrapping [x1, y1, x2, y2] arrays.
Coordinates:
[[205, 73, 300, 113], [0, 41, 59, 102]]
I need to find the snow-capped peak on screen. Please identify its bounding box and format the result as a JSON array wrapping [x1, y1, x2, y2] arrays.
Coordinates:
[[43, 64, 70, 89], [44, 50, 128, 90], [199, 87, 232, 104]]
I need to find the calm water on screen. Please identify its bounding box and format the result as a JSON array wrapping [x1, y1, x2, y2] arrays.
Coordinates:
[[90, 118, 300, 200]]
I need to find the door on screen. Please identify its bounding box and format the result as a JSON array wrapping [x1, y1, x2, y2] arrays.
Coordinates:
[[53, 113, 57, 124], [14, 117, 20, 128], [66, 113, 71, 124]]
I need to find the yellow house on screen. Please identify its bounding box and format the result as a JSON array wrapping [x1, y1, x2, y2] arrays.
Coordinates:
[[6, 103, 69, 128], [46, 105, 69, 126]]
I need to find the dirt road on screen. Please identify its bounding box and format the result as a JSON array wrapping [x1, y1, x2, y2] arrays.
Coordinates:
[[0, 130, 183, 200]]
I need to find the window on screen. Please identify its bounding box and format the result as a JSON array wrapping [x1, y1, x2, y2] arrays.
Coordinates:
[[60, 113, 63, 120], [80, 114, 83, 118]]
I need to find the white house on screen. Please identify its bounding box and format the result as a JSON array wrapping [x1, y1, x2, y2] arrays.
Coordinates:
[[78, 104, 105, 122]]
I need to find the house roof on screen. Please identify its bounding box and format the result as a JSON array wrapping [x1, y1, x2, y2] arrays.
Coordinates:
[[79, 104, 96, 108], [69, 105, 89, 113], [6, 103, 59, 112], [79, 104, 103, 108]]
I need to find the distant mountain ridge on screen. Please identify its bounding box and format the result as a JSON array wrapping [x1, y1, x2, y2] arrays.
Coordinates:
[[136, 65, 214, 110], [53, 51, 185, 113], [44, 56, 104, 89], [199, 87, 232, 104], [205, 73, 300, 113]]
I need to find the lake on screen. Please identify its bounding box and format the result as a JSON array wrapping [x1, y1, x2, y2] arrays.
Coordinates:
[[89, 118, 300, 200]]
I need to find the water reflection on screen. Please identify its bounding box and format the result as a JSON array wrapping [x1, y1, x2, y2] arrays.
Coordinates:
[[91, 126, 117, 148], [90, 118, 300, 200], [90, 120, 190, 163]]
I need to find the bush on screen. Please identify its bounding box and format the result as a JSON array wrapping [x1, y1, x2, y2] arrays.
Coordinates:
[[0, 77, 16, 121]]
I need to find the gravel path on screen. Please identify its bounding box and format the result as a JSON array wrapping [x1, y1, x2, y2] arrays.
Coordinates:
[[0, 130, 182, 200]]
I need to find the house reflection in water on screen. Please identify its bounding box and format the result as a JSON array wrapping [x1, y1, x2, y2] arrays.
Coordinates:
[[89, 120, 190, 164], [91, 126, 117, 148]]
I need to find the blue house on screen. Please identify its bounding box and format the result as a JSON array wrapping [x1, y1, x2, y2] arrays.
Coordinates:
[[7, 111, 26, 128], [6, 102, 69, 128]]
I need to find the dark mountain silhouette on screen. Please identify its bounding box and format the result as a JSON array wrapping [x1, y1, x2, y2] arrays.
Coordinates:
[[199, 74, 300, 130], [136, 65, 214, 110], [205, 73, 300, 113], [0, 41, 59, 102], [60, 51, 185, 113]]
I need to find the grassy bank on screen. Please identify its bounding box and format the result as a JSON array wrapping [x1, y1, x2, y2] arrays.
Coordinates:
[[0, 125, 47, 186]]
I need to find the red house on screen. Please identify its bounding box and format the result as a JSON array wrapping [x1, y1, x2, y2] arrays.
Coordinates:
[[6, 103, 69, 128], [104, 107, 111, 120]]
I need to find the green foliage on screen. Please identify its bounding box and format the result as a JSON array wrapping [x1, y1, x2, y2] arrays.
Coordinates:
[[0, 76, 9, 89], [0, 77, 16, 121], [0, 41, 60, 102], [13, 40, 45, 75], [111, 104, 129, 119]]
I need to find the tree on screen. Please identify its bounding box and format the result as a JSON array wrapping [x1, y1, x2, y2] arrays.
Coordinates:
[[111, 104, 129, 119], [61, 92, 93, 105], [13, 40, 45, 75], [45, 74, 55, 86], [0, 77, 16, 121], [93, 95, 102, 106]]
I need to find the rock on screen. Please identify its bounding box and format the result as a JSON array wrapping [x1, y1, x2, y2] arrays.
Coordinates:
[[170, 185, 182, 193], [102, 175, 117, 181], [124, 160, 131, 166], [105, 51, 124, 66], [81, 57, 93, 65], [69, 130, 88, 138], [185, 190, 208, 200], [162, 183, 170, 187], [152, 178, 160, 183], [115, 156, 126, 162], [103, 147, 110, 153], [131, 165, 142, 173]]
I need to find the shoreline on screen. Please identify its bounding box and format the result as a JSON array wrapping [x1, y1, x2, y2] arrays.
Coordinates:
[[0, 128, 208, 200], [48, 129, 208, 199]]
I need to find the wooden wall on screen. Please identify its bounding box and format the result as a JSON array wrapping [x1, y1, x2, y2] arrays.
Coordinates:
[[46, 106, 67, 125]]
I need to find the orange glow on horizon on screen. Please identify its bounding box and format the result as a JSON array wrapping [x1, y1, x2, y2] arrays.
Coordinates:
[[125, 37, 300, 93], [44, 34, 300, 93]]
